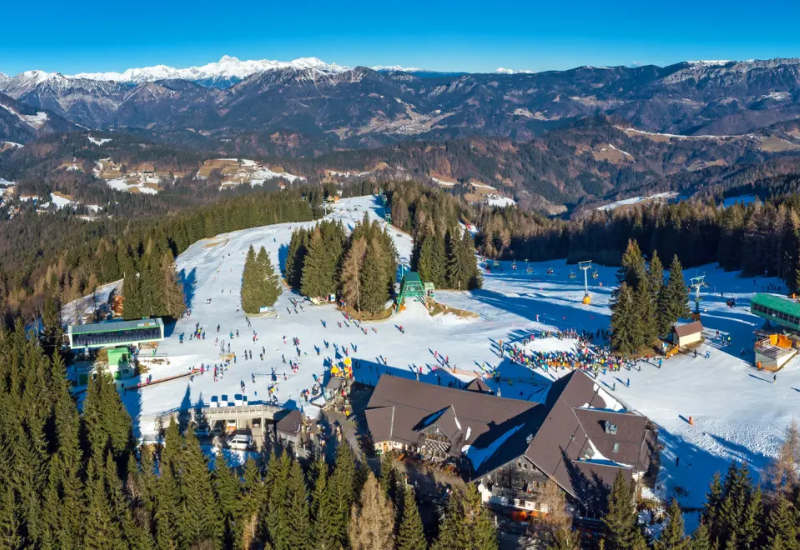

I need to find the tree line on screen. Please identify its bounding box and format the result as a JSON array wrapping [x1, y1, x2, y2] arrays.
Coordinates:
[[385, 182, 482, 290], [473, 196, 800, 294], [0, 189, 315, 326], [4, 316, 800, 550], [284, 213, 398, 315], [571, 420, 800, 550]]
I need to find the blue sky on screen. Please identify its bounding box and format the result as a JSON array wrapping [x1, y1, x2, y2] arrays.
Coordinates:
[[2, 0, 799, 75]]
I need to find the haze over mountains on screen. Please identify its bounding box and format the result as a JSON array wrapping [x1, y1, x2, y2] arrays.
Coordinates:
[[2, 54, 800, 215]]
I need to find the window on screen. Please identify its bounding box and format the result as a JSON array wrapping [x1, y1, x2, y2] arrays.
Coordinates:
[[605, 422, 618, 435], [613, 442, 620, 453]]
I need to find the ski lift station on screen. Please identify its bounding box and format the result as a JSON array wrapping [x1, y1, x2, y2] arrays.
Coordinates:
[[750, 294, 800, 371], [66, 318, 164, 350], [66, 318, 165, 382], [396, 271, 434, 310]]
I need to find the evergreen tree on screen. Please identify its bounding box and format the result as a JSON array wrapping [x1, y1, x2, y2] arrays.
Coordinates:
[[360, 238, 389, 314], [266, 453, 291, 549], [257, 246, 282, 308], [617, 239, 647, 291], [635, 279, 658, 348], [765, 492, 795, 549], [241, 245, 261, 314], [175, 427, 221, 549], [690, 523, 711, 550], [433, 485, 498, 550], [463, 484, 499, 550], [285, 229, 309, 289], [379, 452, 394, 499], [348, 472, 395, 550], [396, 488, 427, 550], [432, 486, 467, 550], [41, 292, 63, 355], [702, 472, 723, 542], [656, 499, 688, 550], [214, 454, 243, 549], [283, 459, 311, 550], [301, 230, 333, 298], [611, 283, 641, 355], [603, 471, 639, 550], [663, 255, 691, 326], [462, 230, 483, 290], [122, 269, 143, 320], [417, 234, 446, 288]]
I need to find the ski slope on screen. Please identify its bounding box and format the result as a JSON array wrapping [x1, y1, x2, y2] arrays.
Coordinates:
[[76, 194, 799, 516]]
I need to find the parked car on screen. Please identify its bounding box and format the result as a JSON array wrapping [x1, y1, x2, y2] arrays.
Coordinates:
[[227, 433, 254, 451]]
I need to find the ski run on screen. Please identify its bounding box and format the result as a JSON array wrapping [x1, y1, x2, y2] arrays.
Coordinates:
[[68, 194, 800, 521]]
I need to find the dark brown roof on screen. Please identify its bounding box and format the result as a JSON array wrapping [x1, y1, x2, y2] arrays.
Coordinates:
[[365, 371, 655, 505], [674, 321, 703, 337], [275, 409, 302, 436], [365, 375, 536, 448], [522, 372, 654, 500], [465, 378, 493, 394]]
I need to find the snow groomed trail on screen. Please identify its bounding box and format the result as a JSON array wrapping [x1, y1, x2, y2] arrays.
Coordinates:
[[94, 194, 799, 517]]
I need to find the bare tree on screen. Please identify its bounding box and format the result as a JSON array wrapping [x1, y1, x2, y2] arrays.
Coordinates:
[[349, 472, 395, 550], [765, 418, 800, 497]]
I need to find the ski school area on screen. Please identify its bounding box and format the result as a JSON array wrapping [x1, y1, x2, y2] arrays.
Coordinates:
[[66, 194, 800, 515]]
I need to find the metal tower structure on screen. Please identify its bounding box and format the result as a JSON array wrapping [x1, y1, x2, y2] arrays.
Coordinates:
[[579, 261, 593, 304], [689, 274, 708, 319]]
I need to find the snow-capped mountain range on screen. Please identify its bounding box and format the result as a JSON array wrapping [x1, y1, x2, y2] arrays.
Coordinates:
[[0, 56, 351, 89], [71, 55, 349, 84]]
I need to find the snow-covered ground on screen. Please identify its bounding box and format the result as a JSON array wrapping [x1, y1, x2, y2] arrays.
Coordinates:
[[597, 192, 679, 211], [68, 195, 800, 517], [486, 194, 516, 207], [50, 192, 75, 208], [106, 177, 160, 194]]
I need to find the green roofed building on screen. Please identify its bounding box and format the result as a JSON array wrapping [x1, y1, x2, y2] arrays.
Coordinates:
[[67, 318, 165, 350], [750, 294, 800, 333], [106, 347, 134, 380], [397, 272, 426, 309]]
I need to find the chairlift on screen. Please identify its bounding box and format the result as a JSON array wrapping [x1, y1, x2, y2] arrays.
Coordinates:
[[526, 266, 533, 273], [492, 260, 500, 268], [511, 261, 517, 270], [569, 270, 577, 279], [592, 269, 599, 279], [546, 267, 554, 275]]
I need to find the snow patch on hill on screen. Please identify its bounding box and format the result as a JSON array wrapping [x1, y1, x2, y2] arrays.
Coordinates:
[[88, 136, 112, 146], [0, 103, 49, 129], [596, 192, 678, 211], [487, 195, 516, 207]]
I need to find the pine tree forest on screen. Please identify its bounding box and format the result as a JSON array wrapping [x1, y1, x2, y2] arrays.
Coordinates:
[[284, 214, 398, 315]]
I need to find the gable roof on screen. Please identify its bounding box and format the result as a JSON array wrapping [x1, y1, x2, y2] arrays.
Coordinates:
[[465, 377, 493, 394], [275, 409, 302, 436], [674, 321, 703, 338], [365, 371, 655, 505], [366, 375, 535, 448]]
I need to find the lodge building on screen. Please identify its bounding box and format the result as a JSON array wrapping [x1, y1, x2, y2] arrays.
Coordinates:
[[364, 370, 658, 515]]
